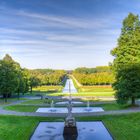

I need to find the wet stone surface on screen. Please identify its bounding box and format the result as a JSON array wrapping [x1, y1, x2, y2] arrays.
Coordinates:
[[30, 122, 113, 140], [36, 107, 104, 113], [55, 101, 83, 105]]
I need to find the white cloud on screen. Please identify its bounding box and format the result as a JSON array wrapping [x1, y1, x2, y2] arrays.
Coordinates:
[[0, 5, 121, 69]]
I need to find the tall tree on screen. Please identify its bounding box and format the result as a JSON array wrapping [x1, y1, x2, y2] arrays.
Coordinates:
[[29, 76, 40, 93], [16, 69, 30, 100], [0, 54, 20, 102], [111, 13, 140, 105]]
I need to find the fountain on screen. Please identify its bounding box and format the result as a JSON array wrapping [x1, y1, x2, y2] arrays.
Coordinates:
[[49, 100, 57, 112], [31, 79, 113, 140], [63, 81, 78, 139], [36, 78, 104, 113], [84, 101, 92, 111]]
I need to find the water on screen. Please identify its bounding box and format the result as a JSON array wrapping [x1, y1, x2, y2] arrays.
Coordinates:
[[84, 101, 92, 112], [30, 122, 113, 140], [55, 101, 83, 105], [63, 79, 77, 93], [49, 100, 57, 112], [36, 107, 104, 113], [32, 78, 112, 140]]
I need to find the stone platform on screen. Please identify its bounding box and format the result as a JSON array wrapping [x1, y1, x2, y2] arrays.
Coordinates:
[[30, 121, 113, 140]]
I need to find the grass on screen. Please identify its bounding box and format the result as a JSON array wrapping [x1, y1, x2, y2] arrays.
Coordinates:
[[21, 99, 52, 105], [79, 85, 114, 92], [4, 102, 131, 112], [4, 105, 40, 112], [93, 103, 130, 111], [70, 74, 115, 92], [1, 113, 140, 140], [31, 79, 115, 98], [0, 115, 61, 140], [48, 91, 115, 97], [77, 113, 140, 140], [0, 98, 27, 105], [33, 85, 63, 93]]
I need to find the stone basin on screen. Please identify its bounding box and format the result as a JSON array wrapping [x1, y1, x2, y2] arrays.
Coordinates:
[[30, 121, 113, 140]]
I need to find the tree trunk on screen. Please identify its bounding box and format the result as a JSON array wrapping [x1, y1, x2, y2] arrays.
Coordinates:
[[131, 97, 135, 106], [18, 89, 20, 100], [5, 93, 8, 103], [30, 86, 32, 94], [41, 95, 43, 100]]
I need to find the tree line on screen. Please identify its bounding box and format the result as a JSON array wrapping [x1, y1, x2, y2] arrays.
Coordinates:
[[29, 69, 66, 92], [73, 66, 115, 85], [0, 54, 66, 102]]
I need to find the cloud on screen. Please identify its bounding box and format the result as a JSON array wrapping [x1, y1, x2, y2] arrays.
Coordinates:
[[0, 6, 118, 30], [0, 3, 123, 69]]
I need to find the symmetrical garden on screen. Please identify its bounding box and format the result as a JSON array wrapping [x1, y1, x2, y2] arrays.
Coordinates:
[[0, 13, 140, 140]]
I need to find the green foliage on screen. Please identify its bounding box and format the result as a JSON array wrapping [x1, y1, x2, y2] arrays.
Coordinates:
[[75, 66, 111, 74], [29, 69, 66, 86], [17, 68, 30, 94], [113, 64, 140, 104], [73, 66, 114, 85], [0, 55, 20, 99], [111, 13, 140, 105], [0, 54, 30, 101]]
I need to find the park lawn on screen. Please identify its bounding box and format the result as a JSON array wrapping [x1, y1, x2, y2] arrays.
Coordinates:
[[1, 113, 140, 140], [4, 103, 130, 112], [93, 103, 129, 111], [70, 74, 114, 92], [21, 98, 64, 105], [48, 91, 115, 97], [0, 115, 62, 140], [33, 85, 63, 93], [77, 113, 140, 140], [0, 98, 27, 105], [4, 105, 41, 112], [20, 99, 52, 105], [79, 85, 114, 92]]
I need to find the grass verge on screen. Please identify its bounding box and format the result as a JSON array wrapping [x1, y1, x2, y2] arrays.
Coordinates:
[[0, 113, 140, 140]]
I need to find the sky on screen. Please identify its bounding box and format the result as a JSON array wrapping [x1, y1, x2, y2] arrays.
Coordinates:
[[0, 0, 140, 70]]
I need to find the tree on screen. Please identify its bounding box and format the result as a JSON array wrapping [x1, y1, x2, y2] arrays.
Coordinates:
[[114, 64, 140, 105], [16, 69, 30, 100], [21, 69, 30, 94], [111, 13, 140, 105], [0, 54, 20, 102], [29, 76, 40, 93]]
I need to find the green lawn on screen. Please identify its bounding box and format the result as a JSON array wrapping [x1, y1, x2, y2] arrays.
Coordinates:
[[1, 113, 140, 140], [79, 86, 114, 92], [77, 113, 140, 140], [48, 91, 115, 97], [70, 74, 114, 92], [0, 115, 61, 140], [0, 98, 27, 105], [4, 105, 40, 112], [33, 85, 63, 93], [93, 103, 130, 111], [4, 103, 131, 112], [21, 99, 52, 105]]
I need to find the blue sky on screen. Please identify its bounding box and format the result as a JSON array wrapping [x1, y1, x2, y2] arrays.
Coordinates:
[[0, 0, 140, 69]]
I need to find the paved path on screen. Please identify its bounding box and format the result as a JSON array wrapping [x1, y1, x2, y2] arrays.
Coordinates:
[[1, 102, 140, 117], [0, 98, 140, 117], [1, 107, 140, 117]]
